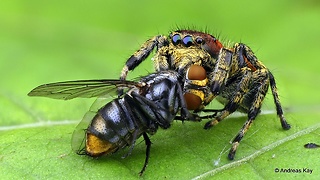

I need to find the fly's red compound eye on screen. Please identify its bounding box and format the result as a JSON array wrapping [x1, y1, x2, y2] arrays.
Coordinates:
[[184, 93, 201, 110], [187, 64, 206, 80], [184, 65, 207, 110]]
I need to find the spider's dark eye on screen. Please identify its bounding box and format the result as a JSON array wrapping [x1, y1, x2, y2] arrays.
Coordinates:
[[182, 35, 193, 47], [172, 34, 181, 45], [195, 37, 204, 44]]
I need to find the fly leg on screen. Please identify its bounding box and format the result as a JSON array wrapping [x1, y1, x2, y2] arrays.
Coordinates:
[[173, 82, 201, 122], [130, 91, 171, 128], [139, 133, 152, 176], [131, 83, 200, 125], [121, 130, 140, 159], [195, 108, 225, 120]]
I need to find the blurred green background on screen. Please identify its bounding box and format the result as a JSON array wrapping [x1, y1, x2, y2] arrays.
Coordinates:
[[0, 0, 320, 179]]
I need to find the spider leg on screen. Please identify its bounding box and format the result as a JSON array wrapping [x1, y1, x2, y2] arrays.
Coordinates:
[[227, 69, 270, 160], [118, 35, 169, 96], [120, 35, 168, 81], [204, 67, 253, 129], [209, 48, 233, 96], [234, 43, 290, 130], [204, 67, 273, 159], [268, 71, 291, 130]]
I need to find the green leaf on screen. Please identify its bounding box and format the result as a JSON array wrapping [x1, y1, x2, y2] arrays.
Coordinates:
[[1, 0, 320, 179]]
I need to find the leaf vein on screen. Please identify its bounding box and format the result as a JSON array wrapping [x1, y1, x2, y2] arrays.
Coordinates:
[[192, 122, 320, 179]]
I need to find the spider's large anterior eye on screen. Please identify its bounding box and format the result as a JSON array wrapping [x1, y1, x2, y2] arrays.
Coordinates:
[[172, 34, 181, 45], [182, 35, 193, 47]]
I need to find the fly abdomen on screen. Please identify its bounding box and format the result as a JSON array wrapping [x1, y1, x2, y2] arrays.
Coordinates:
[[85, 99, 133, 156], [85, 94, 155, 157]]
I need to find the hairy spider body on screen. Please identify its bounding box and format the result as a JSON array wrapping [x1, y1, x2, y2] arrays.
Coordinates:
[[120, 29, 290, 160]]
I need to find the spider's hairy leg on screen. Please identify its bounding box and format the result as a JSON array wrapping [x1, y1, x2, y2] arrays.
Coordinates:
[[268, 71, 291, 130], [235, 43, 290, 130], [204, 67, 253, 129], [227, 69, 270, 160], [209, 48, 233, 96], [233, 43, 265, 70], [152, 46, 171, 71], [120, 35, 168, 81]]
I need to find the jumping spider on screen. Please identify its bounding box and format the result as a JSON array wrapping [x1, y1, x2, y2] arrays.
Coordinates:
[[119, 29, 291, 160]]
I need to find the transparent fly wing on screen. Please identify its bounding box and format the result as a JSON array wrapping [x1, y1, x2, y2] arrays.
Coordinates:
[[88, 95, 113, 112], [71, 110, 96, 154], [71, 95, 112, 154], [29, 79, 145, 154], [28, 79, 141, 100]]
